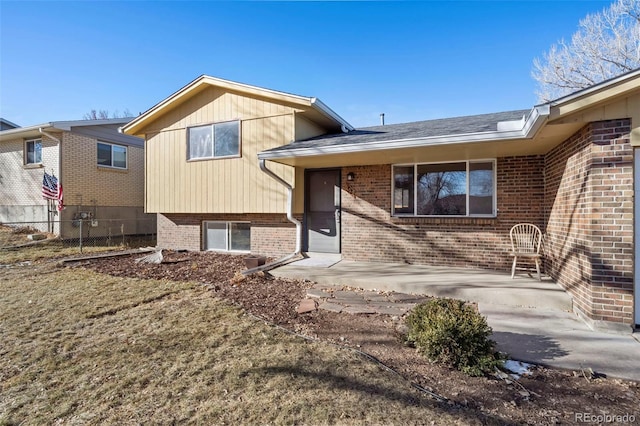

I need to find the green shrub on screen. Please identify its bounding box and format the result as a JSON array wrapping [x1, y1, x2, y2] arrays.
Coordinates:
[[405, 298, 502, 376]]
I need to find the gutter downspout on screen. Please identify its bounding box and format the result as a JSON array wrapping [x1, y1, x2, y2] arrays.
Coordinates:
[[242, 159, 302, 275]]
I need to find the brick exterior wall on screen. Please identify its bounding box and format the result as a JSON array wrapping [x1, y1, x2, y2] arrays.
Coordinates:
[[157, 213, 297, 257], [545, 120, 633, 326], [0, 135, 60, 228], [340, 157, 545, 270], [62, 131, 145, 208]]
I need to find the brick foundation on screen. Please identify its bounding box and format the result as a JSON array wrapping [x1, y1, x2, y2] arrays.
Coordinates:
[[157, 213, 296, 257]]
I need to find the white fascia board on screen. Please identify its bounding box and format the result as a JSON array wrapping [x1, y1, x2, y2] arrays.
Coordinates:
[[0, 123, 54, 140], [53, 118, 133, 130], [310, 98, 355, 132], [545, 68, 640, 107], [258, 106, 548, 160]]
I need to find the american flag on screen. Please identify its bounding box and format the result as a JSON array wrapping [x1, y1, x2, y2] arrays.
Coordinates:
[[42, 172, 64, 211], [42, 172, 58, 199]]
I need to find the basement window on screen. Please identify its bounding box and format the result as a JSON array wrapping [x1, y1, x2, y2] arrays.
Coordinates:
[[203, 221, 250, 252], [392, 160, 496, 217]]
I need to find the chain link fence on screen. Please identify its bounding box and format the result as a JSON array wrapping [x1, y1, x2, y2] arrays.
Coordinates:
[[1, 218, 156, 253]]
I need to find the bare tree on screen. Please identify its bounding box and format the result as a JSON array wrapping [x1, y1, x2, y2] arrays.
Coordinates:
[[532, 0, 640, 103], [83, 109, 135, 120]]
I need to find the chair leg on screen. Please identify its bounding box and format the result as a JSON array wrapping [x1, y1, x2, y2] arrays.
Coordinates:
[[535, 258, 541, 281], [511, 256, 517, 279]]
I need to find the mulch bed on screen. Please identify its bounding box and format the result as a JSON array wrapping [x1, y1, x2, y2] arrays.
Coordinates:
[[84, 250, 639, 425]]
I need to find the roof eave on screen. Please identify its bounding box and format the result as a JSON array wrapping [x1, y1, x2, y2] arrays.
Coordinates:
[[259, 106, 548, 161], [0, 118, 135, 141], [545, 68, 640, 108], [311, 98, 355, 132]]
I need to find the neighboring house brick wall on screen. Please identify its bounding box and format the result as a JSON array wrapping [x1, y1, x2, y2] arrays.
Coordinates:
[[544, 120, 633, 327], [340, 156, 545, 269], [59, 131, 154, 238], [157, 213, 296, 257], [0, 135, 60, 230], [62, 131, 145, 208]]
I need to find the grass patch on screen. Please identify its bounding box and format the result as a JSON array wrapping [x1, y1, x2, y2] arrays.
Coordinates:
[[0, 225, 144, 264], [0, 265, 471, 425]]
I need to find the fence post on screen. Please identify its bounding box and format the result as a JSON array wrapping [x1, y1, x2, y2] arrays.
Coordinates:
[[79, 219, 83, 253]]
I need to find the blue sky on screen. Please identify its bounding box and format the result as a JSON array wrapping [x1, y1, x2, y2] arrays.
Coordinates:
[[1, 1, 612, 128]]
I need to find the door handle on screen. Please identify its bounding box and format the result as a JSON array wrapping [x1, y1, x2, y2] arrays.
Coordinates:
[[335, 209, 341, 224]]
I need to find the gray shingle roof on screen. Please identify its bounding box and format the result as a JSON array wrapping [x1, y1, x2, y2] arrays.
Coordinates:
[[264, 109, 530, 153]]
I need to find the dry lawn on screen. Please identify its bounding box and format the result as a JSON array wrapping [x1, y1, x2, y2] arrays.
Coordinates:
[[0, 225, 140, 264], [0, 261, 475, 424]]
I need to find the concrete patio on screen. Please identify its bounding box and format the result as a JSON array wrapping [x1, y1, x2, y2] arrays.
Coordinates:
[[271, 256, 640, 381]]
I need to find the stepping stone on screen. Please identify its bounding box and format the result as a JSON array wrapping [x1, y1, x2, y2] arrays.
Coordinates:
[[333, 291, 367, 304], [319, 302, 344, 313], [307, 288, 330, 299], [342, 305, 377, 315], [364, 293, 391, 302], [297, 299, 317, 314], [388, 293, 429, 303], [373, 306, 406, 316]]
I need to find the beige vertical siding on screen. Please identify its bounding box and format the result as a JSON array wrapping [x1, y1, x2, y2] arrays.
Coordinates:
[[144, 86, 298, 213]]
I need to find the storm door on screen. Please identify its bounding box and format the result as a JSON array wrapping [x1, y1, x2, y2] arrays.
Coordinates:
[[305, 169, 341, 253]]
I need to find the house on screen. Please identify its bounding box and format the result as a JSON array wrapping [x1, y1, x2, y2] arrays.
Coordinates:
[[0, 118, 20, 131], [123, 71, 640, 333], [0, 118, 155, 238]]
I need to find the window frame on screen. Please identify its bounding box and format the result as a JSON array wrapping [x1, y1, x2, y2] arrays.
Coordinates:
[[24, 138, 43, 165], [391, 159, 497, 218], [97, 141, 128, 170], [202, 221, 251, 253], [187, 120, 241, 161]]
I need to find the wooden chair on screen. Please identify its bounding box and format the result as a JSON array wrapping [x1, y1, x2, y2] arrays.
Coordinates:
[[509, 223, 542, 281]]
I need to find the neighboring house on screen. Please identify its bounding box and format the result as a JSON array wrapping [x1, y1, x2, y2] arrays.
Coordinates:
[[0, 118, 155, 238], [123, 71, 640, 332], [0, 118, 20, 131]]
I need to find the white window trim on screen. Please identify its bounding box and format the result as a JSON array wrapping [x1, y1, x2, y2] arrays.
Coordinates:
[[24, 138, 43, 165], [391, 159, 497, 218], [187, 119, 241, 161], [202, 221, 251, 253], [97, 141, 128, 170]]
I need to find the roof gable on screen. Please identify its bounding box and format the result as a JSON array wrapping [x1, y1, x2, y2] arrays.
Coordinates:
[[122, 75, 353, 137]]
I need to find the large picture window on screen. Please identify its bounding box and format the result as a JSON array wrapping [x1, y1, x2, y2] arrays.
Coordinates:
[[97, 142, 127, 169], [203, 221, 250, 252], [392, 160, 495, 217], [25, 139, 42, 164], [188, 120, 240, 160]]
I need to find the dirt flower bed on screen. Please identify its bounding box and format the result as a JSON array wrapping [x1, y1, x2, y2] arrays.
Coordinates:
[[86, 250, 640, 425]]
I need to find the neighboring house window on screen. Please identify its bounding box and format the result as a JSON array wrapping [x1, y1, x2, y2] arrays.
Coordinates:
[[97, 142, 127, 169], [25, 139, 42, 164], [392, 160, 496, 217], [188, 120, 240, 160], [203, 221, 250, 252]]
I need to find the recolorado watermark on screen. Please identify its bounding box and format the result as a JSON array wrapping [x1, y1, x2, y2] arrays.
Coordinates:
[[575, 412, 636, 423]]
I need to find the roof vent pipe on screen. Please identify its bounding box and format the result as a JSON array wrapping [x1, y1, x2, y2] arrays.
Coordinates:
[[380, 113, 385, 126]]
